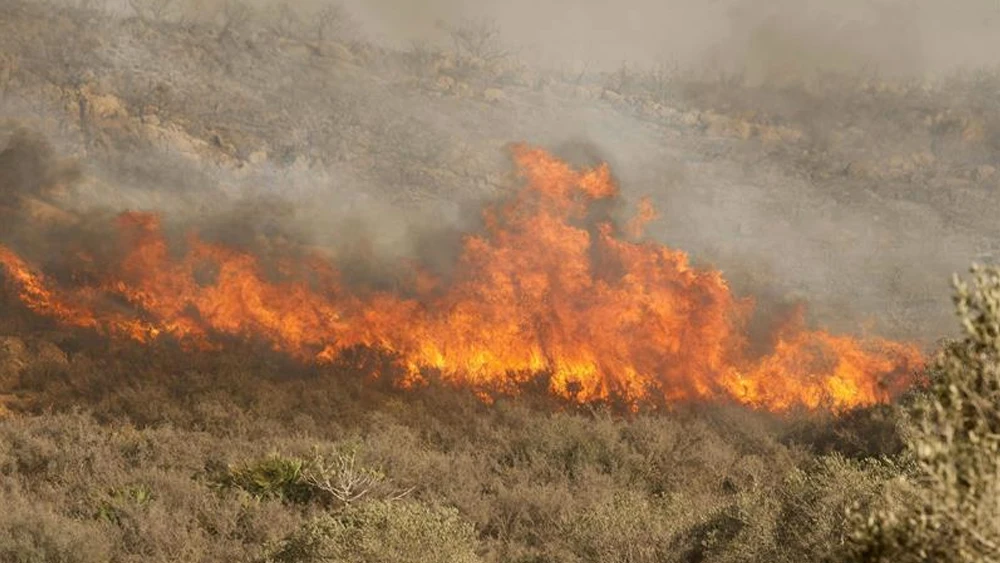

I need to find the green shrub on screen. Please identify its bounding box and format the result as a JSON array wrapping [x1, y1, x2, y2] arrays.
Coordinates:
[[850, 265, 1000, 561], [774, 455, 904, 562], [95, 483, 154, 525], [215, 454, 315, 504]]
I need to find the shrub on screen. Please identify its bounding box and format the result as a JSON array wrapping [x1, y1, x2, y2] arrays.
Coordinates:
[[94, 483, 154, 525], [0, 497, 110, 563], [215, 449, 413, 509], [563, 490, 676, 563], [264, 499, 481, 563], [215, 454, 315, 504], [850, 265, 1000, 561], [302, 449, 416, 507]]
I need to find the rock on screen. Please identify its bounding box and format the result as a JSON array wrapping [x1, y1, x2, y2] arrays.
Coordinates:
[[141, 114, 160, 126], [701, 112, 730, 136], [464, 56, 486, 71], [734, 120, 754, 140], [942, 177, 972, 189], [142, 122, 209, 161], [888, 154, 909, 170], [680, 111, 701, 127], [974, 164, 996, 181], [483, 88, 505, 104], [845, 160, 874, 178], [657, 105, 680, 120], [79, 84, 128, 120], [327, 41, 355, 63], [435, 75, 456, 92], [757, 125, 802, 143], [282, 41, 314, 59], [962, 118, 986, 143], [291, 155, 311, 171], [432, 56, 457, 74], [912, 151, 936, 167], [601, 89, 624, 104], [248, 150, 268, 165]]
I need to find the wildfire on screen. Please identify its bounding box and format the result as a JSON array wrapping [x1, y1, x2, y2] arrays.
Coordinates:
[[0, 145, 922, 411]]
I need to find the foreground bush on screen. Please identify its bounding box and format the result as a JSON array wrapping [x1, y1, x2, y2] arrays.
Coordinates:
[[851, 265, 1000, 561], [264, 500, 481, 563], [0, 396, 905, 561], [0, 495, 109, 563]]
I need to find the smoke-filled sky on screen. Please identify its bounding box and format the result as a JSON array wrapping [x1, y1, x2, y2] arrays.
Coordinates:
[[338, 0, 1000, 72], [176, 0, 1000, 73]]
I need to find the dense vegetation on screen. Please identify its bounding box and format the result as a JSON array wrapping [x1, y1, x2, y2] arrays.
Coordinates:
[[0, 324, 906, 562]]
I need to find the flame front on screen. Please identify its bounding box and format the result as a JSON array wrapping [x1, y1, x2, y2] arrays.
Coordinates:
[[0, 146, 923, 411]]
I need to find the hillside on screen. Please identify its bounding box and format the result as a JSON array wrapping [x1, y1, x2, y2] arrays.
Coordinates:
[[3, 0, 1000, 341]]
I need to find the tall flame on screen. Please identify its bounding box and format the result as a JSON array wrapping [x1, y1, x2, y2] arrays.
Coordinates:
[[0, 145, 922, 410]]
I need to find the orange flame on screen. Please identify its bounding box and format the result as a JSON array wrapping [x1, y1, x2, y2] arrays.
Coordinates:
[[0, 145, 923, 410]]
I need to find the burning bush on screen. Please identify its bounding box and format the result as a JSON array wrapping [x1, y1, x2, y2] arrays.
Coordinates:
[[0, 145, 922, 413]]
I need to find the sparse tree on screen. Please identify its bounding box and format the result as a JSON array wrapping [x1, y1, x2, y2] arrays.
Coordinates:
[[435, 17, 517, 84], [642, 60, 681, 103], [302, 450, 412, 506], [440, 17, 508, 65], [407, 40, 439, 72]]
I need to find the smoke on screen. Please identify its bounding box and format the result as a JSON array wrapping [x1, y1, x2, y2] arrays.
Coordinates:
[[342, 0, 999, 74], [3, 0, 1000, 350]]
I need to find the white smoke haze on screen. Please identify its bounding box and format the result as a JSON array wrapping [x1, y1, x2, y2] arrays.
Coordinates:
[[343, 0, 999, 73]]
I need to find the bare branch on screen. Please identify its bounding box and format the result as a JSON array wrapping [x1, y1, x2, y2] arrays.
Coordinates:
[[442, 17, 508, 63], [303, 451, 384, 505]]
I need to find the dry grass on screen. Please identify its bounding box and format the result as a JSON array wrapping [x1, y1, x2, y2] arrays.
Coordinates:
[[0, 313, 908, 562]]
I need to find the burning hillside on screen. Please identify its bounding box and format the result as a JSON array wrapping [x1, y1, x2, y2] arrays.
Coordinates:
[[0, 145, 922, 411]]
